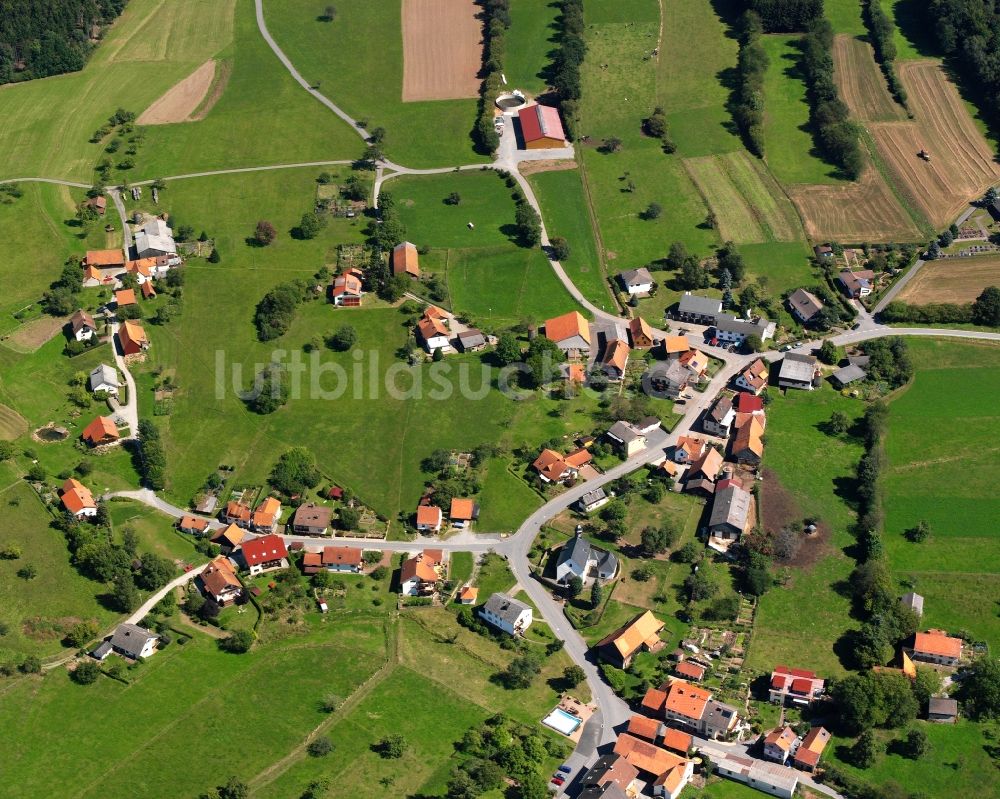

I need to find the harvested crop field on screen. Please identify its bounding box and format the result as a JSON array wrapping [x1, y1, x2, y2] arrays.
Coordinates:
[[833, 35, 906, 122], [683, 151, 801, 244], [401, 0, 482, 102], [787, 165, 922, 243], [0, 403, 28, 440], [137, 60, 222, 124], [896, 256, 1000, 304], [870, 61, 1000, 228], [3, 315, 69, 353]]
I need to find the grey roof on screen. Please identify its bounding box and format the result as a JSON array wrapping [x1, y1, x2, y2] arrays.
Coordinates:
[[831, 364, 866, 386], [560, 533, 593, 568], [580, 783, 629, 799], [788, 288, 824, 320], [581, 754, 633, 788], [457, 328, 486, 347], [709, 482, 752, 531], [110, 623, 158, 658], [580, 487, 607, 506], [648, 359, 690, 387], [779, 352, 818, 383], [619, 267, 653, 288], [90, 640, 112, 659], [928, 697, 958, 717], [482, 593, 531, 626], [847, 355, 870, 367], [596, 549, 618, 577], [713, 315, 775, 338], [678, 292, 723, 316], [901, 591, 924, 615], [707, 394, 733, 423], [89, 363, 118, 390], [607, 420, 643, 444]]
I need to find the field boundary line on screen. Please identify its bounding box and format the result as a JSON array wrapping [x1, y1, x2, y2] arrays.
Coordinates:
[[574, 153, 617, 310], [859, 127, 933, 238]]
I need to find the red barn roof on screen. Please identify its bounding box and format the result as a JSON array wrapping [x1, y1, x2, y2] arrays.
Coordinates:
[[241, 534, 288, 566], [518, 104, 566, 144]]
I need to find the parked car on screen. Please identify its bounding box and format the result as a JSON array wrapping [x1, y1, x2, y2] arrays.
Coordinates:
[[551, 777, 565, 786], [558, 765, 572, 775], [852, 322, 862, 330], [574, 524, 583, 535]]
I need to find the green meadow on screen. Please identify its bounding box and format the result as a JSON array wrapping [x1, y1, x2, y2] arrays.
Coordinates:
[[506, 0, 561, 95]]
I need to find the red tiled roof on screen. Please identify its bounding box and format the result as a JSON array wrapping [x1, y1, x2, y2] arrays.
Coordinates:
[[675, 660, 706, 681], [914, 631, 962, 659], [416, 505, 442, 526], [322, 546, 362, 566], [114, 288, 137, 306], [81, 415, 118, 445], [60, 478, 96, 514], [736, 392, 764, 413], [662, 728, 693, 754], [241, 534, 288, 566], [84, 249, 125, 267], [544, 311, 591, 345], [664, 680, 710, 721], [641, 687, 667, 714], [518, 104, 566, 144], [627, 714, 661, 741]]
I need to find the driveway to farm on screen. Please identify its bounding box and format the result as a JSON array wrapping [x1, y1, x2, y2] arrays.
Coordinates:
[[107, 322, 139, 437]]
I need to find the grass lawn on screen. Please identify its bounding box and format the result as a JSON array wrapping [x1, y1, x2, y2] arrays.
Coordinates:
[[263, 0, 486, 168], [0, 0, 359, 183], [762, 34, 845, 186], [746, 384, 866, 676], [475, 553, 518, 600], [0, 618, 387, 799], [506, 0, 560, 95], [825, 0, 868, 37], [477, 458, 543, 532], [880, 0, 941, 61], [106, 500, 203, 565], [450, 551, 474, 587], [0, 481, 120, 662], [527, 168, 614, 310]]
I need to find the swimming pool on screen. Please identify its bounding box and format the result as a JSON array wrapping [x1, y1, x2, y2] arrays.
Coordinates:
[[542, 707, 582, 736]]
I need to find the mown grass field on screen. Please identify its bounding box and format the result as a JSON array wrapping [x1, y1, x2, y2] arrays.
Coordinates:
[[506, 0, 560, 95], [0, 0, 358, 183], [882, 339, 1000, 649], [746, 385, 866, 676], [527, 167, 614, 310], [825, 0, 868, 37], [264, 0, 487, 168]]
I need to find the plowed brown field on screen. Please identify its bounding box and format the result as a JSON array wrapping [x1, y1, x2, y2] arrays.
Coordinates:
[[871, 61, 1000, 228], [788, 165, 922, 243], [897, 256, 1000, 304], [833, 35, 906, 123], [401, 0, 482, 102]]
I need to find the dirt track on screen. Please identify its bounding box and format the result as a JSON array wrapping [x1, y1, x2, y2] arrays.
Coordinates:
[[833, 35, 906, 123], [401, 0, 482, 102], [137, 59, 219, 124], [897, 256, 1000, 304]]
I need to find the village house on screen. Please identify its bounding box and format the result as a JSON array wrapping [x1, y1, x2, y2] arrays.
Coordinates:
[[478, 592, 533, 636], [607, 420, 648, 457], [88, 363, 119, 395], [290, 503, 333, 536], [321, 545, 363, 573], [544, 310, 592, 358], [713, 315, 776, 346], [210, 523, 245, 554], [901, 591, 924, 616], [627, 714, 663, 743], [618, 267, 654, 296], [839, 269, 876, 299], [577, 487, 610, 513], [557, 532, 618, 584], [778, 352, 820, 390], [673, 435, 705, 464], [531, 446, 592, 484], [713, 751, 798, 799], [928, 697, 959, 724], [81, 415, 119, 447], [400, 550, 444, 596], [416, 504, 443, 533], [178, 514, 210, 535], [662, 728, 694, 756], [141, 281, 157, 300], [679, 348, 708, 379], [330, 269, 363, 306], [197, 556, 244, 606], [674, 660, 706, 683], [391, 241, 420, 278], [69, 309, 98, 342], [107, 623, 159, 660], [82, 195, 107, 215], [457, 585, 478, 605], [449, 498, 479, 529], [646, 359, 690, 398], [662, 678, 741, 739], [250, 497, 281, 533], [611, 734, 693, 799], [793, 726, 831, 771], [707, 479, 755, 548], [117, 319, 149, 356], [787, 288, 824, 324], [601, 338, 631, 381], [735, 359, 769, 395], [221, 500, 252, 528], [517, 103, 567, 149], [238, 533, 289, 576], [909, 630, 963, 666], [416, 313, 450, 354], [596, 610, 665, 669], [683, 448, 724, 496], [735, 391, 765, 418], [769, 666, 825, 705], [114, 288, 136, 308], [702, 394, 735, 437], [456, 328, 487, 352], [83, 249, 126, 283], [730, 416, 764, 466], [762, 726, 797, 764], [641, 686, 668, 716], [134, 217, 178, 260], [129, 254, 170, 281], [661, 335, 690, 360], [675, 293, 723, 324], [629, 316, 655, 349], [579, 754, 639, 797], [60, 477, 97, 518]]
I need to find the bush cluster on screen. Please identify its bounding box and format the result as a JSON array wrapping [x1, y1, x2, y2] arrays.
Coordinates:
[[745, 0, 823, 32]]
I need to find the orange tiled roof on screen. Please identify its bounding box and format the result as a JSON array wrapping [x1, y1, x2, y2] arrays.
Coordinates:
[[85, 249, 124, 267], [914, 631, 962, 659], [401, 552, 439, 583], [212, 523, 245, 547], [626, 714, 661, 741], [602, 339, 630, 372], [613, 733, 686, 777], [662, 727, 693, 754], [416, 505, 442, 526], [114, 289, 137, 306], [629, 316, 654, 345], [392, 241, 420, 276], [764, 726, 797, 753], [597, 611, 665, 661], [450, 498, 476, 521], [544, 311, 591, 345], [81, 415, 118, 445], [664, 679, 711, 721], [60, 478, 96, 514], [662, 335, 690, 354]]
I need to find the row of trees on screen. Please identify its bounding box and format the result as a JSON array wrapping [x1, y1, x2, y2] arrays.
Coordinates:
[[799, 17, 864, 179], [880, 286, 1000, 327], [733, 11, 769, 157], [473, 0, 512, 153], [550, 0, 586, 140], [861, 0, 907, 108], [744, 0, 823, 32], [0, 0, 128, 84], [137, 419, 167, 491]]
